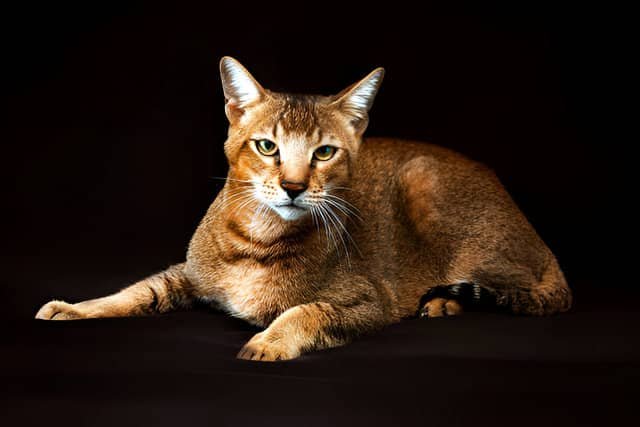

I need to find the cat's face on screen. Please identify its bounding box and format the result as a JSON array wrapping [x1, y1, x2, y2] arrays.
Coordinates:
[[219, 57, 383, 221]]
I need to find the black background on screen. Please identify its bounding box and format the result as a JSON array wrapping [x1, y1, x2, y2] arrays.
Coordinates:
[[1, 2, 636, 426]]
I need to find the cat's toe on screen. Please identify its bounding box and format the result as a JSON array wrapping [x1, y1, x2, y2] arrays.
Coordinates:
[[237, 344, 283, 361], [444, 299, 463, 315], [237, 333, 298, 362]]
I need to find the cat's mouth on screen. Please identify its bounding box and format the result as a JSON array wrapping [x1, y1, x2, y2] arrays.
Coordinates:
[[275, 201, 306, 209], [275, 202, 306, 211], [271, 202, 308, 221]]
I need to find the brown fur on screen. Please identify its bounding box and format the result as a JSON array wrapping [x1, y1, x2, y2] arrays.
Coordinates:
[[36, 57, 572, 361]]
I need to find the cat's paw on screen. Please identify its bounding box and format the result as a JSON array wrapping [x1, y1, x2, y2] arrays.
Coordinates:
[[35, 300, 85, 320], [419, 297, 463, 318], [418, 282, 499, 318], [237, 332, 299, 362]]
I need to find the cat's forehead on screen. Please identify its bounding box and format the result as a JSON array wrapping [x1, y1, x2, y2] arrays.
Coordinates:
[[236, 91, 352, 150], [269, 93, 324, 137]]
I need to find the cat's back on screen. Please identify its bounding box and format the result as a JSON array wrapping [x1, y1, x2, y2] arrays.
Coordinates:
[[350, 137, 545, 277], [354, 137, 501, 198], [360, 137, 464, 161], [350, 137, 530, 260]]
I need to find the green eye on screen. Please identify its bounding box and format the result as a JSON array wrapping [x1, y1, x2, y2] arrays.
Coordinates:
[[255, 139, 278, 156], [313, 145, 337, 161]]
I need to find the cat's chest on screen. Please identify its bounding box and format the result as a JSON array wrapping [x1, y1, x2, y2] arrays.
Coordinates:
[[212, 262, 310, 326]]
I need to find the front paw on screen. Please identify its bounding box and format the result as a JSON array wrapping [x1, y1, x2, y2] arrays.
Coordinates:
[[237, 332, 299, 362], [35, 300, 84, 320]]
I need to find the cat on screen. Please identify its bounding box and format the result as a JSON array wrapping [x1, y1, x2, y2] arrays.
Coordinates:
[[35, 57, 572, 361]]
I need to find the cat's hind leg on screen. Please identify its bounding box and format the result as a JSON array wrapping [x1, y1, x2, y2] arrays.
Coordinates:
[[418, 283, 496, 318], [35, 263, 193, 320], [420, 257, 572, 317], [469, 257, 572, 315]]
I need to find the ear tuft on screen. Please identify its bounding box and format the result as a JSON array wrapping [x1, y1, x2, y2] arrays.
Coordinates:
[[333, 67, 385, 128], [219, 56, 264, 108]]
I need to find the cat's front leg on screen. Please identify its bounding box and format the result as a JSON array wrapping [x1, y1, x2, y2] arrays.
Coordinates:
[[35, 263, 192, 320], [237, 299, 388, 361]]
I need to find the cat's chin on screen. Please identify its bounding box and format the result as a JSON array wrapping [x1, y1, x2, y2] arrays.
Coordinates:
[[271, 204, 308, 221]]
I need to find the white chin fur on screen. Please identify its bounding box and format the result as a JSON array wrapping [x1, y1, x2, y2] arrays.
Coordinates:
[[272, 205, 307, 221]]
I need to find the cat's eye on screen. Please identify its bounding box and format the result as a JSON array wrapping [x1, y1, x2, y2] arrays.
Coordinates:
[[313, 145, 337, 161], [255, 139, 278, 156]]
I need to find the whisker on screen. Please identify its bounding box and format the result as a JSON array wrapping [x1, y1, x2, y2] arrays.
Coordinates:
[[315, 203, 335, 253], [318, 203, 352, 268], [310, 205, 321, 233], [210, 176, 255, 184], [222, 189, 255, 204], [217, 189, 256, 211], [235, 197, 258, 214], [249, 203, 267, 248], [323, 193, 362, 215], [322, 199, 362, 262], [322, 198, 364, 223], [326, 185, 364, 194]]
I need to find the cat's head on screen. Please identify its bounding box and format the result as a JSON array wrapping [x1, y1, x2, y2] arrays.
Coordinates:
[[219, 56, 384, 222]]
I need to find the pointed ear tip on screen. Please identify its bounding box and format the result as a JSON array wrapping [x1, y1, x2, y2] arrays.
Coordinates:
[[365, 67, 385, 87], [219, 56, 234, 69]]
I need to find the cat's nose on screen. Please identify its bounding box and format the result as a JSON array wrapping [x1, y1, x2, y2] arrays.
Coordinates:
[[280, 180, 307, 200]]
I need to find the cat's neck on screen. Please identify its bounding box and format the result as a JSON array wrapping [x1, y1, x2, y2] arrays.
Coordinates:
[[213, 185, 327, 260], [206, 183, 358, 271]]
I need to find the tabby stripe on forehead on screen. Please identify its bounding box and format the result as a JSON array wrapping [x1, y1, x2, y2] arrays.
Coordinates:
[[306, 105, 320, 138], [276, 108, 287, 134]]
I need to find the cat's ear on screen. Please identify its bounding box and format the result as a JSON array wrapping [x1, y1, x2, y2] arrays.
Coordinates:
[[331, 67, 385, 134], [219, 56, 266, 123]]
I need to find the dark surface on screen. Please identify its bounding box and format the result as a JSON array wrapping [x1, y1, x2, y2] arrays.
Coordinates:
[[2, 283, 640, 426], [1, 2, 636, 426]]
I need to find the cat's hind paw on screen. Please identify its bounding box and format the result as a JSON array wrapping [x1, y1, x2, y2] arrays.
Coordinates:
[[417, 282, 503, 318], [419, 297, 463, 318]]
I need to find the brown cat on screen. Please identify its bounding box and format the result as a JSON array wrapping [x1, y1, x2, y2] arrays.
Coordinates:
[[35, 57, 572, 361]]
